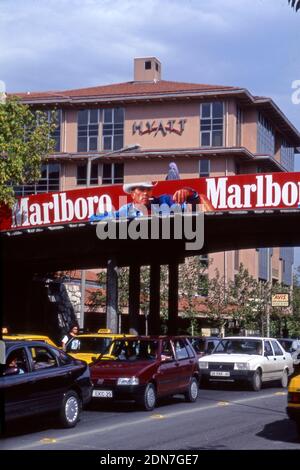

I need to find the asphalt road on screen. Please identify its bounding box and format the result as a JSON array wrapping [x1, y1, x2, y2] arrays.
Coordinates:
[[1, 384, 300, 450]]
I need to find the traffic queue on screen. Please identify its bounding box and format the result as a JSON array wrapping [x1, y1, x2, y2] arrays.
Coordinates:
[[1, 330, 300, 435]]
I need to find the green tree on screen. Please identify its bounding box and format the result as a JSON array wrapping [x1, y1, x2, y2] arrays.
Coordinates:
[[206, 269, 230, 333], [0, 97, 56, 206], [178, 256, 209, 335]]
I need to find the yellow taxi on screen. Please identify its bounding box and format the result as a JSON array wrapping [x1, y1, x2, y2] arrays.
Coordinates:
[[287, 373, 300, 435], [65, 329, 134, 364], [3, 333, 58, 348]]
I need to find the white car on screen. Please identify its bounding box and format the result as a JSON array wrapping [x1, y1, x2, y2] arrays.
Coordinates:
[[198, 336, 294, 391], [277, 338, 300, 366]]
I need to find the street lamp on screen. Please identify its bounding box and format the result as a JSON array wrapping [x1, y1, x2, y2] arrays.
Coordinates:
[[86, 143, 141, 187]]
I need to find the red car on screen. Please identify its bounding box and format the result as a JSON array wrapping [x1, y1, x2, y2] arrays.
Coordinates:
[[89, 336, 199, 411]]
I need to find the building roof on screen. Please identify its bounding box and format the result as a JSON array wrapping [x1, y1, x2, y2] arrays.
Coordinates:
[[13, 80, 238, 101]]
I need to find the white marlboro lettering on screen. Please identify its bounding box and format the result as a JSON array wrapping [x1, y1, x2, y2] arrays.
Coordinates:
[[282, 181, 298, 206], [243, 184, 257, 208], [98, 195, 112, 214], [265, 175, 281, 207], [87, 196, 99, 218], [60, 193, 74, 222], [206, 174, 300, 210], [29, 203, 42, 226], [52, 194, 61, 223], [206, 177, 228, 209], [10, 191, 113, 229], [256, 175, 264, 206], [12, 198, 30, 227], [74, 197, 88, 220], [227, 184, 243, 209], [42, 202, 54, 224]]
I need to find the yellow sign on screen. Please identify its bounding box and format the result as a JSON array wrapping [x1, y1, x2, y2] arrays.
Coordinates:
[[271, 293, 289, 307]]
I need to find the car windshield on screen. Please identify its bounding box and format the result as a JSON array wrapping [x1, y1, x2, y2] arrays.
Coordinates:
[[278, 339, 293, 352], [66, 337, 112, 354], [108, 339, 158, 361], [190, 338, 206, 353], [214, 339, 262, 355]]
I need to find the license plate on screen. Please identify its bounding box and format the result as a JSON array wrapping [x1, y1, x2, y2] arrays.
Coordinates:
[[92, 389, 113, 398], [210, 371, 230, 377]]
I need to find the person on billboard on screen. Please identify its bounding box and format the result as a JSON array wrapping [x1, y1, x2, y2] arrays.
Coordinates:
[[90, 181, 200, 221]]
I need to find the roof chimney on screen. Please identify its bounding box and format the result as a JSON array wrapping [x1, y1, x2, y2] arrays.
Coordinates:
[[134, 57, 161, 82]]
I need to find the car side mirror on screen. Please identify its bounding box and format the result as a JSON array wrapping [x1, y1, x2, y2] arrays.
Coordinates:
[[161, 355, 172, 362]]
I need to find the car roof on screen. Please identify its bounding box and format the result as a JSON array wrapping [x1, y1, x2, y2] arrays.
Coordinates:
[[222, 336, 276, 341], [74, 333, 132, 338], [4, 339, 57, 349]]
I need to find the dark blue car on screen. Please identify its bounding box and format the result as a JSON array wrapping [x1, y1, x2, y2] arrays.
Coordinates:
[[0, 340, 92, 430]]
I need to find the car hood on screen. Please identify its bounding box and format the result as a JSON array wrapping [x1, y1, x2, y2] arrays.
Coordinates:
[[90, 360, 156, 378], [199, 353, 260, 363], [289, 374, 300, 392], [69, 352, 99, 364]]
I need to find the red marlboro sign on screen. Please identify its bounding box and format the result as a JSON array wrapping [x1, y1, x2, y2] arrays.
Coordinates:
[[1, 172, 300, 232]]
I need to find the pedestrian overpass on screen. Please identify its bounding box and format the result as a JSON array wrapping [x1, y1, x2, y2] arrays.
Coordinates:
[[1, 171, 300, 336]]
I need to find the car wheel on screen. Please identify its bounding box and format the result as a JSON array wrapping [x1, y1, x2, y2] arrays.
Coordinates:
[[185, 377, 199, 403], [250, 370, 262, 391], [280, 369, 288, 388], [59, 390, 81, 428], [139, 383, 156, 411]]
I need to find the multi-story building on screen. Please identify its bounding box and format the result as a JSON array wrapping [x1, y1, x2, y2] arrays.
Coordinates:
[[13, 57, 300, 330]]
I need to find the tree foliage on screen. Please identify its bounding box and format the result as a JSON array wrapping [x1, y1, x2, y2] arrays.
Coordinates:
[[0, 97, 56, 206]]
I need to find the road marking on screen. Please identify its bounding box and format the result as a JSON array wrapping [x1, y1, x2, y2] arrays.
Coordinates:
[[40, 438, 57, 444], [151, 414, 165, 419], [274, 392, 287, 396], [217, 401, 229, 406], [9, 391, 286, 450]]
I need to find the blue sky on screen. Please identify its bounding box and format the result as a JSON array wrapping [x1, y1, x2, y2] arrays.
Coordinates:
[[1, 0, 300, 261]]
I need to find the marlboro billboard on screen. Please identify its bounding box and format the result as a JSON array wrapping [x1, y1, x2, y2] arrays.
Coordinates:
[[1, 171, 300, 232]]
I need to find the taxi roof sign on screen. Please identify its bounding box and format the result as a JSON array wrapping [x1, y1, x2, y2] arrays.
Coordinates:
[[271, 293, 290, 307]]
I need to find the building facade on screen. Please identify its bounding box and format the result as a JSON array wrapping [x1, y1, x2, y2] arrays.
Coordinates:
[[13, 57, 300, 328]]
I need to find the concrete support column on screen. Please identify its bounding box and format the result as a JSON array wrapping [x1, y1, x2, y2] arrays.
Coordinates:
[[129, 264, 140, 334], [106, 257, 118, 333], [168, 262, 179, 335], [149, 263, 160, 335]]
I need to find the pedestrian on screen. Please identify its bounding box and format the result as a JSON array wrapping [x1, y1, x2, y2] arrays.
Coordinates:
[[61, 324, 79, 351]]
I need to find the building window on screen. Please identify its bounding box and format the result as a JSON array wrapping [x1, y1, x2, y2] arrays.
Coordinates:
[[257, 112, 275, 155], [76, 162, 98, 185], [103, 108, 124, 151], [102, 163, 124, 184], [199, 159, 210, 177], [35, 109, 61, 152], [280, 138, 294, 171], [14, 163, 60, 196], [198, 274, 208, 297], [236, 106, 242, 147], [145, 61, 151, 70], [234, 250, 240, 271], [77, 109, 99, 152], [280, 247, 293, 286], [200, 102, 224, 147]]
